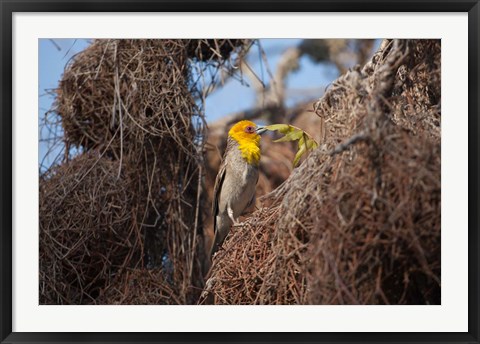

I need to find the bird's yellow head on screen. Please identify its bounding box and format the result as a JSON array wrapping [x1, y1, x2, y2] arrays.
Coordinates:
[[228, 120, 266, 166]]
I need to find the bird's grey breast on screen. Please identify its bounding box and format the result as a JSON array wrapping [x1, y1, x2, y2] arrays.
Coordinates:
[[229, 146, 259, 183], [222, 146, 258, 217]]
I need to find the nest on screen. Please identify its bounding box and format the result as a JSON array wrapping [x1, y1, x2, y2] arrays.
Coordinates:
[[97, 268, 181, 305], [202, 39, 441, 305], [40, 39, 250, 304], [57, 39, 195, 155], [186, 39, 248, 62], [40, 153, 143, 304]]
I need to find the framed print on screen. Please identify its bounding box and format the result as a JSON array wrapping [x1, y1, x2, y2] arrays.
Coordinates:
[[1, 1, 479, 343]]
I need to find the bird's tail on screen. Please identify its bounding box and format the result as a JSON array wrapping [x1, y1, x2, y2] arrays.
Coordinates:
[[210, 226, 228, 258]]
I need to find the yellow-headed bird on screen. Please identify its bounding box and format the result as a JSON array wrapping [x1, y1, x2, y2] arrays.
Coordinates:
[[210, 120, 267, 257]]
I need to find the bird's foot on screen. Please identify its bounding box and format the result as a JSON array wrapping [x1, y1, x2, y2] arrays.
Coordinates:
[[227, 207, 236, 224]]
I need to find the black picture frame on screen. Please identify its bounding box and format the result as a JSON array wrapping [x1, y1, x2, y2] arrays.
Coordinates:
[[1, 1, 478, 343]]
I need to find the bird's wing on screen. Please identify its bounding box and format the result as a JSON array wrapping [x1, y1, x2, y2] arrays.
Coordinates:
[[245, 172, 259, 210], [212, 160, 226, 234]]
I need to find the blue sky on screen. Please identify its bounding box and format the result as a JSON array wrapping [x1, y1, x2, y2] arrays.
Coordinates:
[[39, 39, 91, 117], [201, 39, 338, 121], [39, 39, 91, 171], [39, 39, 338, 171]]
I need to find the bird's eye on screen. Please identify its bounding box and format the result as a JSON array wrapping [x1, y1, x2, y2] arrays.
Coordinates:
[[245, 126, 254, 133]]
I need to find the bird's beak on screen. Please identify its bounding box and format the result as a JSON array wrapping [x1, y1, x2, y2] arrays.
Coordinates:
[[256, 126, 267, 135]]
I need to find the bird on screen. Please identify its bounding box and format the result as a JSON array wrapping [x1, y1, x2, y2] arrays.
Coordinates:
[[210, 120, 267, 257]]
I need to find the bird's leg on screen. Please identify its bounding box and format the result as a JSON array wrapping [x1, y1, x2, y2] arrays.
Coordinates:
[[227, 206, 239, 225]]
